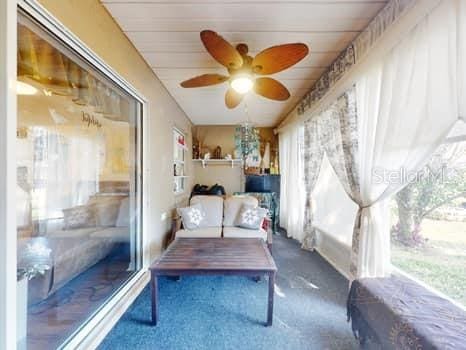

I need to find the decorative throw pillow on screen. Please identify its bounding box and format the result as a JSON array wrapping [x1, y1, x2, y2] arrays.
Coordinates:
[[177, 203, 206, 230], [116, 198, 134, 227], [94, 200, 122, 227], [62, 205, 96, 230], [235, 205, 268, 230], [88, 195, 127, 227]]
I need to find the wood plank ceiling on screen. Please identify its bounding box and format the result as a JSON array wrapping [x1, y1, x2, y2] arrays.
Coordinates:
[[102, 0, 388, 126]]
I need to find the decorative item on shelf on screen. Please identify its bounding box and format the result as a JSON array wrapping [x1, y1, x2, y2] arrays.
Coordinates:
[[213, 146, 222, 159], [177, 134, 185, 147], [272, 151, 280, 174], [225, 154, 232, 160], [270, 160, 277, 175], [244, 166, 261, 175], [262, 142, 271, 174], [192, 140, 200, 160], [248, 149, 261, 169], [174, 163, 183, 176], [203, 152, 211, 160], [200, 146, 210, 159]]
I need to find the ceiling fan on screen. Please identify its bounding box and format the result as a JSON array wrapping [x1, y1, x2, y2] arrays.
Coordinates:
[[180, 30, 309, 109]]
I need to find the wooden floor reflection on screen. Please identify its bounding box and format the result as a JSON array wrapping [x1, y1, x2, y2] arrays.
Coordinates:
[[27, 252, 134, 350]]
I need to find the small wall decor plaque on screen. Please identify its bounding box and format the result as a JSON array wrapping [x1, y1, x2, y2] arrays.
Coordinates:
[[81, 111, 102, 128], [17, 127, 28, 139]]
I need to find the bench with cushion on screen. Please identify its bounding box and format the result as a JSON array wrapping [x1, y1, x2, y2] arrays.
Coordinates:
[[347, 275, 466, 350]]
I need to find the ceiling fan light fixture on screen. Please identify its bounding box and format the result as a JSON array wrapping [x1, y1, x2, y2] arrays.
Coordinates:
[[230, 74, 253, 94]]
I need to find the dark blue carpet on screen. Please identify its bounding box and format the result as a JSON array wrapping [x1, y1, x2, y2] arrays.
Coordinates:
[[99, 236, 358, 350]]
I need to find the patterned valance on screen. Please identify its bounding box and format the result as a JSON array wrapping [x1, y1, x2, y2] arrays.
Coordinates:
[[297, 0, 416, 116], [297, 46, 355, 115]]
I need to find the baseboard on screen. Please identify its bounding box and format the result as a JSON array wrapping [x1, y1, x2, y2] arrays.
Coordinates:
[[280, 225, 351, 279], [315, 247, 351, 281], [63, 270, 150, 350], [313, 227, 351, 280]]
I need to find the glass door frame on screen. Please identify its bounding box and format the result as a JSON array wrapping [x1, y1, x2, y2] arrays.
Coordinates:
[[0, 0, 18, 348], [3, 1, 150, 348]]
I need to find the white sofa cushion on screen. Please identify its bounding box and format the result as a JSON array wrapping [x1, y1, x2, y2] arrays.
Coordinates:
[[116, 198, 136, 227], [90, 226, 131, 242], [175, 227, 222, 238], [223, 196, 258, 226], [190, 195, 223, 227], [223, 226, 267, 240], [88, 195, 127, 227], [45, 227, 100, 239]]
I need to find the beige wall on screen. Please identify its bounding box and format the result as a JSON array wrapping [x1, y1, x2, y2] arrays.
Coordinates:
[[193, 126, 241, 194], [194, 165, 243, 195], [37, 0, 193, 258], [192, 125, 278, 194], [194, 125, 237, 157]]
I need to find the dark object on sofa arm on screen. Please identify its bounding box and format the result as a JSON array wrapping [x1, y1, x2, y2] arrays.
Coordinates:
[[347, 275, 466, 350]]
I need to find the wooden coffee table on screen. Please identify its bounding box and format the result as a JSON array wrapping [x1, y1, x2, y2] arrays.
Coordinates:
[[150, 237, 277, 326]]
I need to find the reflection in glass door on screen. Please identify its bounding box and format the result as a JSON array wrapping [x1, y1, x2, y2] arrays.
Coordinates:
[[16, 11, 142, 349]]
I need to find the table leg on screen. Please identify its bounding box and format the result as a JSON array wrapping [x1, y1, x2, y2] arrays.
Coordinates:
[[267, 272, 275, 326], [151, 272, 159, 326]]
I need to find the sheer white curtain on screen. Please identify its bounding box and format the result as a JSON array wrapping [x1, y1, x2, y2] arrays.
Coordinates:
[[33, 128, 102, 219], [279, 125, 305, 241], [350, 0, 464, 278]]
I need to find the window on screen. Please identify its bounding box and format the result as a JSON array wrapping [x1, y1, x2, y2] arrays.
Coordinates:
[[390, 121, 466, 307], [16, 12, 142, 348], [173, 128, 187, 194]]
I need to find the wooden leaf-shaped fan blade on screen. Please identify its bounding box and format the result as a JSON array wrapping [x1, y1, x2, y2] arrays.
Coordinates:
[[253, 77, 290, 101], [200, 30, 243, 69], [225, 87, 244, 109], [252, 43, 309, 75], [180, 74, 230, 88]]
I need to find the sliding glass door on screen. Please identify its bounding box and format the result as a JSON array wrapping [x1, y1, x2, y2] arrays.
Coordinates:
[[16, 11, 142, 349]]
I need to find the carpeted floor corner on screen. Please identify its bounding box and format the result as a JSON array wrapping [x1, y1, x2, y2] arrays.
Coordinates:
[[99, 235, 359, 350]]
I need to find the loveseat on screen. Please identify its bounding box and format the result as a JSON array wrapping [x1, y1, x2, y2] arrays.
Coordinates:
[[172, 195, 273, 251], [17, 194, 133, 305]]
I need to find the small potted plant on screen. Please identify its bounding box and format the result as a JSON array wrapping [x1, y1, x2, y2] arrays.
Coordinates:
[[16, 238, 52, 346]]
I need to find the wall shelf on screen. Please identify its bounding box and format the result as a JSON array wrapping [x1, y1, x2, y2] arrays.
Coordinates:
[[193, 159, 243, 169], [173, 128, 187, 194]]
